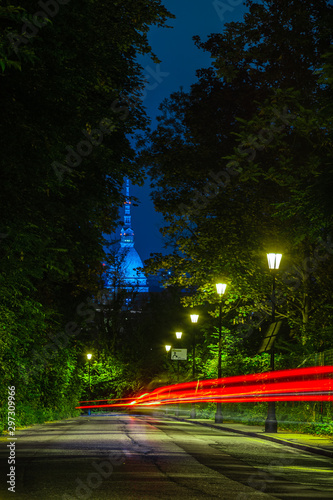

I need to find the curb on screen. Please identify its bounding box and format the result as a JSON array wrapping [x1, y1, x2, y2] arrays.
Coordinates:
[[169, 416, 333, 459]]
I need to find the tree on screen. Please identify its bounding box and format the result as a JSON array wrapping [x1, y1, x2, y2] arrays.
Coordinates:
[[0, 0, 173, 426], [140, 0, 333, 360]]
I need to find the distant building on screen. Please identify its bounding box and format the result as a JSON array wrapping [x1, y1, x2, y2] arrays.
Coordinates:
[[104, 179, 149, 294]]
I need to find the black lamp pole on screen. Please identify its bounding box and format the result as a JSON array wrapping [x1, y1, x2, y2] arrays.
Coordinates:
[[175, 332, 182, 417], [190, 314, 199, 419], [88, 361, 91, 390], [265, 253, 281, 433], [175, 360, 180, 417], [215, 297, 223, 423], [87, 354, 92, 391], [87, 353, 92, 416], [191, 331, 196, 418]]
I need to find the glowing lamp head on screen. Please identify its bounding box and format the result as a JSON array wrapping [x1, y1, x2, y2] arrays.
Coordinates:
[[190, 314, 199, 323], [216, 283, 227, 296], [165, 345, 171, 352], [175, 331, 182, 339], [87, 353, 92, 360], [267, 253, 282, 270]]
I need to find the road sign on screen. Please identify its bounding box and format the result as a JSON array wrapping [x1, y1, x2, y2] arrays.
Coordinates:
[[171, 349, 187, 360]]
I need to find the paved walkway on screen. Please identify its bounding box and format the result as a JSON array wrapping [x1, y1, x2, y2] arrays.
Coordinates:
[[171, 416, 333, 458]]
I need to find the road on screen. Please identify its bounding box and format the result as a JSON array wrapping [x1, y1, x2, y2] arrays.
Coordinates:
[[0, 413, 332, 499]]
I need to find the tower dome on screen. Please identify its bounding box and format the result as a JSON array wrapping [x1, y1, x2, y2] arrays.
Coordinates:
[[105, 178, 148, 294]]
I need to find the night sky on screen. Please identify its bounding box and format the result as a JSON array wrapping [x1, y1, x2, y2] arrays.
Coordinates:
[[117, 0, 251, 263]]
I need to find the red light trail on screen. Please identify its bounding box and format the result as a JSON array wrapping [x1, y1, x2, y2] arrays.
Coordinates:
[[75, 366, 332, 410]]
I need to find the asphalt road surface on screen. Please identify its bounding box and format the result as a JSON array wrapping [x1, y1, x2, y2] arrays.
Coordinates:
[[0, 413, 332, 500]]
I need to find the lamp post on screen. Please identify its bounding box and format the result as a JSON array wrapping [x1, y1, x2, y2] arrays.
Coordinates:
[[175, 331, 182, 416], [164, 345, 172, 416], [215, 283, 227, 424], [86, 353, 92, 416], [190, 314, 199, 419], [265, 253, 282, 433], [87, 353, 92, 390]]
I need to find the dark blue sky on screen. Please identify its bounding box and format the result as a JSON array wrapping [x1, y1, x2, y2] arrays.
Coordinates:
[[122, 0, 250, 262]]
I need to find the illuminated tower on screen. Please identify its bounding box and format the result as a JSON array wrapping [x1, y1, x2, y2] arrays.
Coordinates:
[[115, 179, 148, 293]]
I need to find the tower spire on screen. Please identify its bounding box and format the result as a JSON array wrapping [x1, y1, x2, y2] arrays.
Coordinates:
[[124, 178, 131, 228], [120, 178, 134, 248]]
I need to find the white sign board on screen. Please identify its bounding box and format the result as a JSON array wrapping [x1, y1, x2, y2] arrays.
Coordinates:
[[171, 349, 187, 360]]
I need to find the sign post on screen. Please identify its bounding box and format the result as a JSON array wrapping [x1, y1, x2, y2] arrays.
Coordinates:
[[170, 349, 187, 416], [171, 349, 187, 360]]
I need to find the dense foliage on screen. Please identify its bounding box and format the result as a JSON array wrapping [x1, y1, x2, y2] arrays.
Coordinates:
[[0, 0, 173, 431], [140, 0, 333, 368]]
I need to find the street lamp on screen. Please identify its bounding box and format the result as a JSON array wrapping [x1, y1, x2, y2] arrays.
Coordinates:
[[265, 253, 282, 433], [164, 345, 172, 415], [190, 314, 199, 419], [215, 283, 227, 424], [87, 353, 92, 391], [86, 353, 92, 416], [175, 331, 182, 416]]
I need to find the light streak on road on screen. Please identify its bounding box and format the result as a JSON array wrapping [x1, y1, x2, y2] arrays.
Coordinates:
[[75, 366, 332, 410]]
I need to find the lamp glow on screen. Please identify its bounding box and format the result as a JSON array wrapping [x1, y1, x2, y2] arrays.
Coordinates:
[[87, 353, 92, 360], [216, 283, 227, 296], [190, 314, 199, 323], [175, 331, 182, 339], [165, 345, 171, 352], [267, 253, 282, 270]]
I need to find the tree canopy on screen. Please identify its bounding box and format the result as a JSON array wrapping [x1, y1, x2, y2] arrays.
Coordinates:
[[140, 0, 333, 356], [0, 0, 173, 426]]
